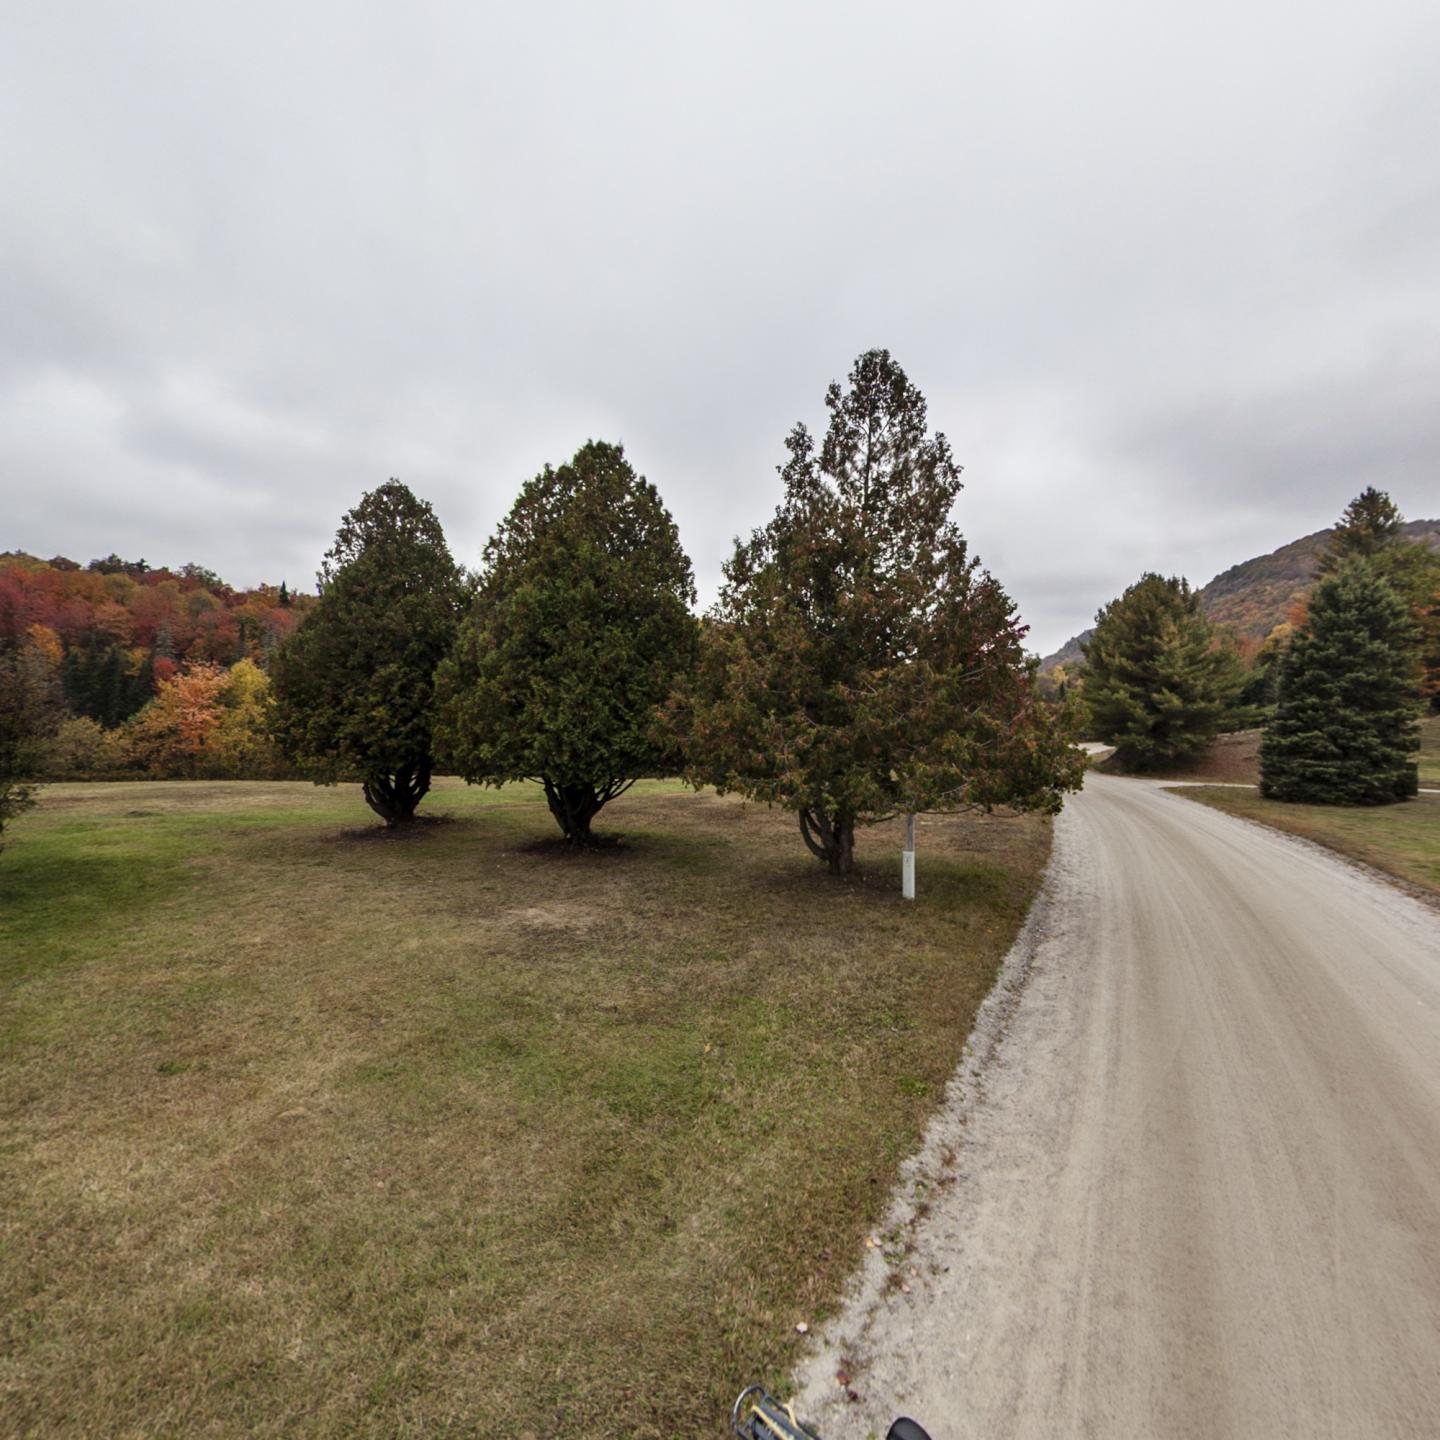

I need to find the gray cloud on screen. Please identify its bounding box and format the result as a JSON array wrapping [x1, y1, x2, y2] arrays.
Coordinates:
[[4, 0, 1439, 653]]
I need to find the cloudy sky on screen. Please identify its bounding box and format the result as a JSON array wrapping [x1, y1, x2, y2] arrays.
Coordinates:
[[5, 1, 1439, 656]]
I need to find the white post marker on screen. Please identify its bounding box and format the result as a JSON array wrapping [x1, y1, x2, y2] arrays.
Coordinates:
[[902, 812, 916, 901]]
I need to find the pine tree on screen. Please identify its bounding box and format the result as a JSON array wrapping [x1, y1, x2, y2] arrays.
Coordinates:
[[1314, 487, 1440, 711], [60, 641, 151, 729], [1260, 562, 1421, 803], [1082, 574, 1245, 771], [1318, 487, 1403, 573], [435, 441, 697, 846], [270, 481, 464, 826]]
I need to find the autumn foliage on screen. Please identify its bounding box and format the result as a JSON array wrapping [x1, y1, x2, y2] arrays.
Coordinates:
[[0, 552, 304, 784]]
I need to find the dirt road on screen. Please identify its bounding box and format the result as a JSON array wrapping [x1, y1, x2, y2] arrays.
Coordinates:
[[793, 774, 1440, 1439]]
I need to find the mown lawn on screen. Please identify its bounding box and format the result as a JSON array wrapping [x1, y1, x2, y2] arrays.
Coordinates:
[[1175, 786, 1440, 900], [0, 779, 1050, 1437]]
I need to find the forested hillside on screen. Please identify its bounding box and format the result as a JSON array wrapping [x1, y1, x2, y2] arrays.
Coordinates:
[[0, 552, 311, 776], [1042, 518, 1440, 670]]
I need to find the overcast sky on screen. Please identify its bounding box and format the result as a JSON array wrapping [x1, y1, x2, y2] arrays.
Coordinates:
[[5, 1, 1439, 656]]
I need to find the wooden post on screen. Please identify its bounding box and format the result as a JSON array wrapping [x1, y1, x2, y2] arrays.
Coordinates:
[[903, 812, 916, 900]]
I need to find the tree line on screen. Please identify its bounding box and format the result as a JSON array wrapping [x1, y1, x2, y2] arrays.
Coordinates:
[[2, 350, 1085, 870], [0, 552, 307, 781], [1077, 487, 1436, 803]]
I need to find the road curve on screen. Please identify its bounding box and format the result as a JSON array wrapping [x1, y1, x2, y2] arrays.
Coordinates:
[[793, 773, 1440, 1439]]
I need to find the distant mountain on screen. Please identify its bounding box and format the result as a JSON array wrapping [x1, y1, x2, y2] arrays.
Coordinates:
[[1041, 518, 1440, 671]]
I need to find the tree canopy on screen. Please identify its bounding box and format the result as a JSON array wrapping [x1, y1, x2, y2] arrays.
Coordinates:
[[1081, 573, 1244, 771], [435, 441, 697, 846], [1319, 486, 1405, 572], [270, 481, 464, 825], [1260, 562, 1420, 804], [667, 349, 1083, 875], [1316, 488, 1440, 709]]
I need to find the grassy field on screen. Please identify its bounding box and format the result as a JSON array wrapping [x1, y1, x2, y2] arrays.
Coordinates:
[[0, 778, 1050, 1437], [1420, 714, 1440, 786], [1175, 786, 1440, 901]]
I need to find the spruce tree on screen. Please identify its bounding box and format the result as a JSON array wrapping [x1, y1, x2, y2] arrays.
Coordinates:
[[270, 481, 464, 826], [1318, 486, 1403, 573], [1260, 562, 1420, 804], [1082, 574, 1244, 771]]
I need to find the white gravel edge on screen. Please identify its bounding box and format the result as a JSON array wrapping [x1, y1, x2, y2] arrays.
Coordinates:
[[786, 812, 1077, 1429]]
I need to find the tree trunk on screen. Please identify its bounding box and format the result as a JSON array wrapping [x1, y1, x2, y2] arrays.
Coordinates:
[[362, 762, 431, 827], [799, 807, 856, 876], [542, 778, 605, 846]]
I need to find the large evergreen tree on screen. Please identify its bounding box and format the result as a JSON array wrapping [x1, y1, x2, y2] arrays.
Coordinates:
[[435, 441, 697, 846], [1260, 562, 1420, 804], [1318, 486, 1404, 573], [1315, 488, 1440, 710], [1081, 574, 1244, 771], [667, 349, 1083, 876], [270, 481, 464, 826]]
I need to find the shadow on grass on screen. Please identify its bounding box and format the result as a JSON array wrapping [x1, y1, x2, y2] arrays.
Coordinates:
[[0, 843, 189, 984], [326, 815, 459, 844]]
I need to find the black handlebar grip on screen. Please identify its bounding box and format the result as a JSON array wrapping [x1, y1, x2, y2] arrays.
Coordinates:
[[886, 1421, 933, 1440]]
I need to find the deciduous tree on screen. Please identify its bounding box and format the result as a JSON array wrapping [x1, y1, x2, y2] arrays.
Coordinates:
[[436, 441, 697, 846], [667, 349, 1082, 875], [1081, 574, 1245, 771], [271, 482, 464, 824], [121, 663, 229, 776], [1260, 563, 1421, 803]]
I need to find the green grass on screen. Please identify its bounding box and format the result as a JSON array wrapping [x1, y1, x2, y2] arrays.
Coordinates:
[[1419, 714, 1440, 786], [0, 778, 1051, 1437], [1174, 786, 1440, 900]]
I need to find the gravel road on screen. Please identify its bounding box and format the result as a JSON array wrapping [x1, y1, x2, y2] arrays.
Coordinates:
[[792, 773, 1440, 1439]]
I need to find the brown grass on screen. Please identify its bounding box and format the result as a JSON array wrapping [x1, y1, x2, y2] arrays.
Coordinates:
[[0, 779, 1051, 1437]]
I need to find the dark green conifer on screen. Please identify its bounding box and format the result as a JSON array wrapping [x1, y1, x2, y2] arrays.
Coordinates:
[[1318, 487, 1403, 573], [435, 441, 697, 847], [1260, 562, 1420, 804], [1082, 574, 1244, 771], [270, 481, 464, 826]]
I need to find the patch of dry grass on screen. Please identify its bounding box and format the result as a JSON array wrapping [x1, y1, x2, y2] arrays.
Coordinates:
[[0, 779, 1050, 1437]]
